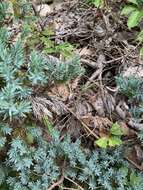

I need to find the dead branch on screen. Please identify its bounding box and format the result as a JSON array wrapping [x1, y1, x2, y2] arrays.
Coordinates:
[[65, 176, 84, 190]]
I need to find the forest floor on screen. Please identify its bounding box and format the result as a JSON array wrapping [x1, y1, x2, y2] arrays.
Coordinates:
[[33, 0, 143, 170], [1, 0, 143, 189]]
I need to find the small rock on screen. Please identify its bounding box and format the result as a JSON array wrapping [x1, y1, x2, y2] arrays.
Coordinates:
[[37, 4, 52, 17], [95, 25, 106, 37]]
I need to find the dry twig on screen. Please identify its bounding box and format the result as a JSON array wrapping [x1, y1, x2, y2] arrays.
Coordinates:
[[47, 175, 65, 190], [47, 161, 65, 190], [66, 106, 99, 139], [125, 156, 143, 171], [65, 176, 84, 190]]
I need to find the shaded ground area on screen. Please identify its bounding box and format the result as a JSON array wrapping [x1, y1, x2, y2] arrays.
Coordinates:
[[30, 0, 143, 170]]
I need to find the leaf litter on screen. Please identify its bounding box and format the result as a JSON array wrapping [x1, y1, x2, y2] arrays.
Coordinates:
[[28, 0, 143, 170]]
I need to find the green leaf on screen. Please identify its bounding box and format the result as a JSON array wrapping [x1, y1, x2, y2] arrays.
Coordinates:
[[110, 123, 123, 136], [55, 42, 74, 58], [121, 5, 137, 15], [44, 48, 56, 54], [95, 137, 108, 148], [127, 10, 143, 28], [128, 0, 138, 5], [90, 0, 103, 8], [108, 136, 122, 147], [41, 37, 55, 48]]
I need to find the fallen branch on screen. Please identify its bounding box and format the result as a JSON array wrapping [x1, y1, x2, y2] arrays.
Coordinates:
[[47, 174, 65, 190], [125, 155, 143, 171], [85, 68, 102, 86], [81, 58, 97, 69], [65, 176, 84, 190], [85, 54, 105, 86]]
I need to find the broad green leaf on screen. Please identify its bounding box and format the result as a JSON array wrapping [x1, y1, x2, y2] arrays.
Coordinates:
[[127, 10, 143, 29], [121, 5, 137, 15], [91, 0, 102, 8], [95, 137, 108, 148], [110, 123, 123, 136], [128, 0, 138, 5], [108, 136, 122, 147]]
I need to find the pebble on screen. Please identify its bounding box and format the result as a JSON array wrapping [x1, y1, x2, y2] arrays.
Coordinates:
[[37, 4, 53, 17]]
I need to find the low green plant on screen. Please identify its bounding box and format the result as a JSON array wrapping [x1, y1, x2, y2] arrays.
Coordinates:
[[0, 2, 9, 26], [95, 122, 123, 148], [121, 0, 143, 29], [0, 126, 141, 190], [116, 75, 143, 101], [11, 0, 33, 20], [41, 27, 75, 58], [121, 0, 143, 56], [0, 27, 84, 118], [27, 27, 75, 59], [0, 123, 12, 149], [116, 75, 143, 120]]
